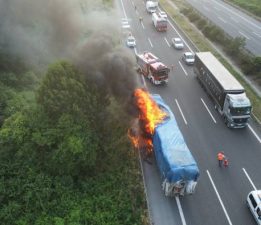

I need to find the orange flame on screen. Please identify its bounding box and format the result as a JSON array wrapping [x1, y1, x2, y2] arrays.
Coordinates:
[[128, 88, 167, 152], [134, 88, 167, 135]]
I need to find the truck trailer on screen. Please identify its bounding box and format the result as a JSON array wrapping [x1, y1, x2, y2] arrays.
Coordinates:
[[136, 52, 170, 85], [152, 12, 167, 32], [152, 94, 199, 196], [194, 52, 252, 128]]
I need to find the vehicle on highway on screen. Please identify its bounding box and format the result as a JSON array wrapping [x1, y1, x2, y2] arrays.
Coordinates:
[[247, 190, 261, 225], [182, 52, 195, 65], [152, 94, 200, 196], [194, 52, 252, 128], [136, 51, 170, 85], [152, 12, 167, 32], [126, 35, 136, 48], [159, 11, 167, 19], [146, 1, 157, 13], [172, 37, 184, 50]]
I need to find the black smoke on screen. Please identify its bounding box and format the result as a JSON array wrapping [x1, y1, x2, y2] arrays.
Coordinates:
[[0, 0, 140, 104]]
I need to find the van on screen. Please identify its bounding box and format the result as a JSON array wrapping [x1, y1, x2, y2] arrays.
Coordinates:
[[247, 190, 261, 225], [146, 1, 157, 13]]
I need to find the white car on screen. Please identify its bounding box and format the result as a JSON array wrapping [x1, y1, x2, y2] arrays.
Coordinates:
[[182, 52, 195, 65], [159, 11, 167, 19], [247, 190, 261, 225], [172, 37, 184, 49], [126, 36, 136, 48]]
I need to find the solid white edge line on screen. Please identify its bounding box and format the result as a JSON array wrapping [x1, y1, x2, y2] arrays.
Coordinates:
[[247, 124, 261, 144], [242, 168, 257, 191], [119, 0, 127, 18], [206, 170, 233, 225], [178, 61, 188, 76], [138, 150, 153, 225], [148, 38, 153, 47], [201, 98, 217, 123], [167, 21, 194, 53], [239, 31, 250, 40], [175, 196, 187, 225], [164, 37, 171, 47], [175, 99, 188, 125]]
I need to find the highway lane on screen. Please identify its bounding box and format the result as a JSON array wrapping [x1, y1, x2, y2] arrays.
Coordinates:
[[119, 0, 261, 224], [186, 0, 261, 56]]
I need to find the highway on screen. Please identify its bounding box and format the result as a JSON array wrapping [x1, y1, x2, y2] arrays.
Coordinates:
[[118, 0, 261, 224], [186, 0, 261, 56]]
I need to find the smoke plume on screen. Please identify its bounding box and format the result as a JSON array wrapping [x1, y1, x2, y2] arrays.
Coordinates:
[[0, 0, 139, 102]]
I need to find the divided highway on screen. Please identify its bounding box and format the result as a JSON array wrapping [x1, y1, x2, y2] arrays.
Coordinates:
[[118, 0, 261, 224], [186, 0, 261, 56]]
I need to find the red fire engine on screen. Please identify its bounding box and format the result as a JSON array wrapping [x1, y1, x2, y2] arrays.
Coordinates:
[[136, 52, 170, 85]]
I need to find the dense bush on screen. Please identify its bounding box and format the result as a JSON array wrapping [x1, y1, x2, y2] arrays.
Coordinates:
[[0, 61, 146, 225]]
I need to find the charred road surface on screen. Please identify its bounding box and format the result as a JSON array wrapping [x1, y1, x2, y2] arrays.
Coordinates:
[[118, 0, 261, 225], [186, 0, 261, 56]]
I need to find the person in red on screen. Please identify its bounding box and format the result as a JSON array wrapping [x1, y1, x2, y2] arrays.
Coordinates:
[[223, 157, 229, 168], [217, 151, 224, 167]]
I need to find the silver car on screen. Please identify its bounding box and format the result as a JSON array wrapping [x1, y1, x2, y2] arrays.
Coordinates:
[[172, 37, 184, 50], [126, 36, 136, 48], [182, 52, 195, 65]]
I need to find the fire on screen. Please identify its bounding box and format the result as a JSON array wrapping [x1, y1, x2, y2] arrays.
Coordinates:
[[128, 88, 167, 152]]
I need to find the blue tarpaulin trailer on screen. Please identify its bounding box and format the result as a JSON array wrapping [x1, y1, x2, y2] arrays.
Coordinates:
[[152, 94, 199, 196]]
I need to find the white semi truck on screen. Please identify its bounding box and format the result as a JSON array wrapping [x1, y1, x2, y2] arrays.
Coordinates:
[[194, 52, 252, 128]]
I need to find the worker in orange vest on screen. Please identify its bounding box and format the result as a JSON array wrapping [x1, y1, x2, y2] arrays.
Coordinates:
[[217, 151, 224, 167]]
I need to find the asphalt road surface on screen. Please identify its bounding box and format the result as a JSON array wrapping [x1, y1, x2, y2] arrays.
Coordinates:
[[118, 0, 261, 224], [186, 0, 261, 56]]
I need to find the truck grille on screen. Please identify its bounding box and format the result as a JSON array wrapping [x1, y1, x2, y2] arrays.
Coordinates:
[[233, 118, 248, 123]]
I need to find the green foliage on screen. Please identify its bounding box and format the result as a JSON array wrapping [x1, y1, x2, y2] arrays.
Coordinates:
[[195, 18, 207, 30], [0, 59, 146, 224], [225, 36, 246, 56], [187, 10, 201, 22]]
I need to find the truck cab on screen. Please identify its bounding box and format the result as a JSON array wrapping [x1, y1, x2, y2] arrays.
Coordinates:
[[223, 93, 251, 128], [136, 52, 170, 85]]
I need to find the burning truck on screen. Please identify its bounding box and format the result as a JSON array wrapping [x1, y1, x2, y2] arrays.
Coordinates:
[[129, 89, 199, 196]]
